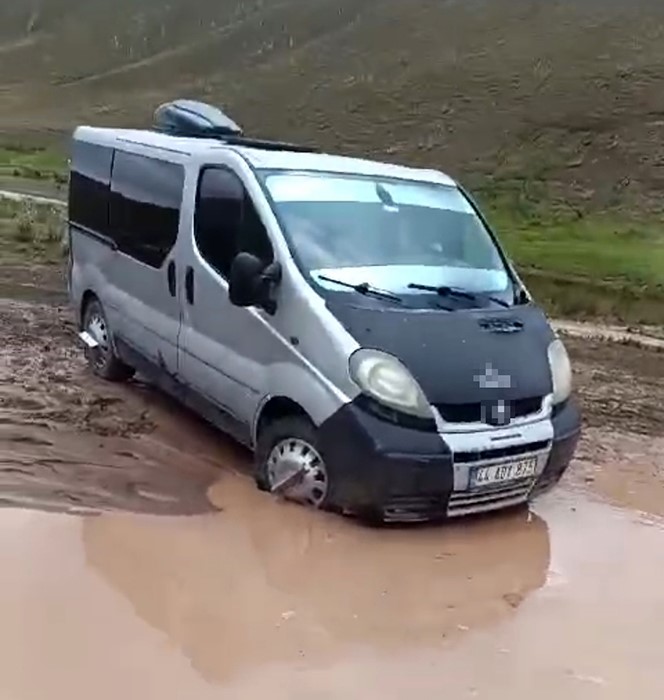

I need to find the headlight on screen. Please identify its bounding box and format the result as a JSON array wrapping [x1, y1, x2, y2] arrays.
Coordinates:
[[349, 349, 433, 419], [548, 339, 572, 405]]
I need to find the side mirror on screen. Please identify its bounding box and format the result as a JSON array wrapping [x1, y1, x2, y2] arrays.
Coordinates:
[[228, 252, 281, 314]]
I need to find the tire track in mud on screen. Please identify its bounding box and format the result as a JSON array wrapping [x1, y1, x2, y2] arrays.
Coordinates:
[[0, 298, 223, 515]]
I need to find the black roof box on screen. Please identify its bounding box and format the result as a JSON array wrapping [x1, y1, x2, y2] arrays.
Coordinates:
[[154, 99, 243, 138], [153, 99, 319, 153]]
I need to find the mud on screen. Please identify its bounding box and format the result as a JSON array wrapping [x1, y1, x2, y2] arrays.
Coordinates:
[[565, 335, 664, 437], [0, 298, 222, 515], [0, 282, 663, 698], [0, 265, 66, 303], [0, 478, 662, 699], [1, 294, 663, 518], [555, 319, 664, 347]]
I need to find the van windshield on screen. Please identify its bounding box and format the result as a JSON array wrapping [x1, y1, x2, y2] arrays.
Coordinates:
[[261, 171, 512, 302]]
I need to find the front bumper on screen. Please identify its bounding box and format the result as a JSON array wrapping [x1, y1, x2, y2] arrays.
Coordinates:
[[317, 398, 582, 522]]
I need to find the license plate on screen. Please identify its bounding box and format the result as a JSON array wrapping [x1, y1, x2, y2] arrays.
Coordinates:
[[470, 457, 538, 488]]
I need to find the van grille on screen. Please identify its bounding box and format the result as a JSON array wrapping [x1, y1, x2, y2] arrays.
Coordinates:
[[454, 439, 550, 465], [447, 479, 535, 517], [436, 396, 542, 424]]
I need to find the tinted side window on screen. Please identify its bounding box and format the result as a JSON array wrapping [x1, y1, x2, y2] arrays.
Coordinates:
[[110, 151, 184, 268], [195, 168, 274, 279], [69, 141, 113, 235]]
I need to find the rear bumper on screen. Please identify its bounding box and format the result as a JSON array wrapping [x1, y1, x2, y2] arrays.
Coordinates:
[[317, 398, 581, 522]]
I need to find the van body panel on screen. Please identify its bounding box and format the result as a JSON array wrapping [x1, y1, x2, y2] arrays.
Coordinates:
[[176, 152, 361, 435], [70, 228, 181, 374], [67, 118, 581, 521], [232, 153, 363, 403], [69, 227, 115, 325], [106, 148, 185, 375], [325, 301, 555, 405], [69, 134, 187, 377], [109, 253, 181, 375]]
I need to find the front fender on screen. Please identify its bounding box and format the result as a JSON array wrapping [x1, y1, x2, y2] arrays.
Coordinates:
[[252, 361, 358, 444]]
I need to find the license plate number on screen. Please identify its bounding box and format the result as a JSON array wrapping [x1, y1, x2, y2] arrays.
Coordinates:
[[471, 458, 538, 488]]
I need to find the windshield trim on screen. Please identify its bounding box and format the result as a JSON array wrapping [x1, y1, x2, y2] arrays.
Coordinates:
[[253, 167, 520, 302]]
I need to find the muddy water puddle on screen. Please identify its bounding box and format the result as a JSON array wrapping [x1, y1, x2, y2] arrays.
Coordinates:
[[1, 392, 663, 699], [1, 296, 664, 697], [0, 481, 662, 699]]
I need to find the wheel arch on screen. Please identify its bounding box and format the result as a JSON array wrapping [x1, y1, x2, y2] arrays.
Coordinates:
[[78, 291, 124, 361], [251, 361, 353, 449], [252, 396, 312, 447], [79, 289, 99, 328]]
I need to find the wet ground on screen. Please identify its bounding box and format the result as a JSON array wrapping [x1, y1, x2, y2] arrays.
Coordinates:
[[0, 279, 663, 698]]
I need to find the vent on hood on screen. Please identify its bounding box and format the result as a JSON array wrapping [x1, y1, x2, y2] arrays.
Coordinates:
[[477, 317, 524, 334]]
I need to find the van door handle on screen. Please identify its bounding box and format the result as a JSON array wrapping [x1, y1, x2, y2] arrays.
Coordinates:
[[167, 260, 176, 297], [185, 266, 194, 305]]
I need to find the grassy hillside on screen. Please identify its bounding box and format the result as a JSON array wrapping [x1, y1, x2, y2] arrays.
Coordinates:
[[1, 0, 664, 323], [4, 0, 664, 204]]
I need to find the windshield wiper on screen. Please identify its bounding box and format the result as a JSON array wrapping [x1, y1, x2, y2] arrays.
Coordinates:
[[407, 283, 510, 308], [318, 275, 403, 303]]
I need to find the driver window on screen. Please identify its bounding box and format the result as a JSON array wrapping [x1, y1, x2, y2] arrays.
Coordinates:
[[194, 167, 274, 279]]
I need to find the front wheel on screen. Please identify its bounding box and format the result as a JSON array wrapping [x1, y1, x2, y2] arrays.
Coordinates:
[[81, 298, 134, 382], [255, 416, 331, 509]]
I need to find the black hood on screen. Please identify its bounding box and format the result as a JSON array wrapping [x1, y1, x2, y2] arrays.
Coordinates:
[[328, 302, 556, 404]]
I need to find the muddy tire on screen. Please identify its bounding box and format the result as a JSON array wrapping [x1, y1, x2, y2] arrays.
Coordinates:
[[81, 298, 134, 382], [255, 415, 333, 510]]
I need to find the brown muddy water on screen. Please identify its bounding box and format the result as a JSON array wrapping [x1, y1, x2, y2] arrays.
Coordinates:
[[0, 294, 663, 699]]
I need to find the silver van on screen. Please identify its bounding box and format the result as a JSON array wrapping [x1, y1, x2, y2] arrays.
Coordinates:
[[68, 100, 581, 523]]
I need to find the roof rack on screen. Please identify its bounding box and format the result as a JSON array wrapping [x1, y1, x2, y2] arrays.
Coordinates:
[[153, 99, 319, 153]]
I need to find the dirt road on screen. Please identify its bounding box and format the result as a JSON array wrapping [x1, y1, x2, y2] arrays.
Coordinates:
[[0, 276, 663, 698]]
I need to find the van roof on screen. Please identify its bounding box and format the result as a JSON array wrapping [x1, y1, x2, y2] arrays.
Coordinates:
[[74, 126, 457, 187]]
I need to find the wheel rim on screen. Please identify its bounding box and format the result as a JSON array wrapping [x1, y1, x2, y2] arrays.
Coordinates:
[[267, 438, 329, 507], [85, 308, 111, 369]]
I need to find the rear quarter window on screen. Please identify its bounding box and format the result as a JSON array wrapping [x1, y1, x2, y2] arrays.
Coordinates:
[[69, 141, 113, 236]]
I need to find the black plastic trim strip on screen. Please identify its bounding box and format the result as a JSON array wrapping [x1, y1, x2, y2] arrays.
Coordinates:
[[69, 221, 117, 250]]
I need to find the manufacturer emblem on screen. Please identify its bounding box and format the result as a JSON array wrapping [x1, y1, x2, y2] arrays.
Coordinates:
[[481, 399, 512, 427]]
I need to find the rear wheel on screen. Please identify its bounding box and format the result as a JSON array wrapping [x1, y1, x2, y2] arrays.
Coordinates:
[[81, 298, 134, 382], [255, 416, 331, 509]]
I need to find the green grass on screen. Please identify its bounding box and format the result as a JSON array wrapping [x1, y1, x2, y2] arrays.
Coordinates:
[[0, 144, 68, 184], [478, 183, 664, 325], [0, 196, 66, 264]]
